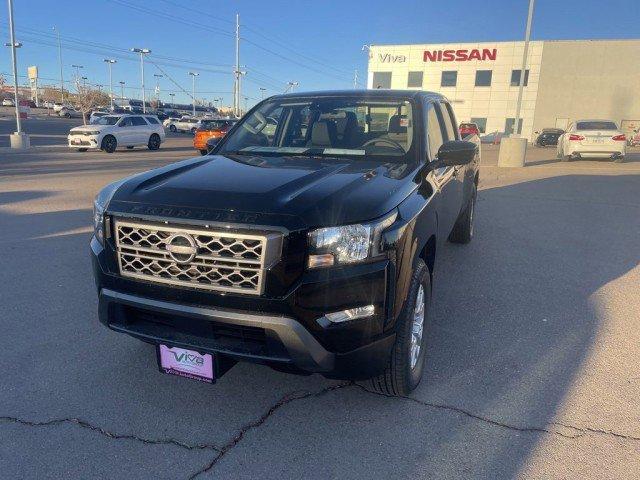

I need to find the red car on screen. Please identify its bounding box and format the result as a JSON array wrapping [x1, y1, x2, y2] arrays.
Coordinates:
[[459, 122, 480, 138]]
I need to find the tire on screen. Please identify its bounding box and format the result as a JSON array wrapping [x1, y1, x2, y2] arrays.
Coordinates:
[[366, 259, 431, 396], [199, 149, 208, 156], [169, 125, 177, 132], [448, 183, 477, 244], [614, 155, 625, 163], [190, 127, 197, 134], [148, 134, 161, 151], [126, 146, 134, 150], [101, 135, 117, 153], [77, 148, 88, 152]]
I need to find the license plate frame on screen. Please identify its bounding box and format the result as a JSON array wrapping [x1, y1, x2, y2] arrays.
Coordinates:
[[156, 345, 215, 384]]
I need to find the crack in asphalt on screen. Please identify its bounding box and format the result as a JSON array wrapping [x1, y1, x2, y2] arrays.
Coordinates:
[[0, 415, 222, 452], [187, 382, 352, 480], [353, 384, 640, 441]]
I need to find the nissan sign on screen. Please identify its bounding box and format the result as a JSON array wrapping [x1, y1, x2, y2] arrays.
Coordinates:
[[423, 48, 497, 62]]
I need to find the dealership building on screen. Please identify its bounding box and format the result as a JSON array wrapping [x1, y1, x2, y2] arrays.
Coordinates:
[[366, 39, 640, 140]]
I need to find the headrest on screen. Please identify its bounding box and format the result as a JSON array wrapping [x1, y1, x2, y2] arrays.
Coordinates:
[[388, 115, 407, 134], [310, 120, 337, 146]]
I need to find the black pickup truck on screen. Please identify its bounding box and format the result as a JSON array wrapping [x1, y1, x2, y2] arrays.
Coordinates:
[[91, 90, 480, 395]]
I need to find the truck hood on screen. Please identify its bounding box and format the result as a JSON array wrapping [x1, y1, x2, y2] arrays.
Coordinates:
[[70, 124, 107, 133], [109, 154, 418, 229]]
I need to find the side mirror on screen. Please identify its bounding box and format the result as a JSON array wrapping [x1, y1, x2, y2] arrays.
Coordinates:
[[206, 137, 221, 153], [433, 140, 476, 168]]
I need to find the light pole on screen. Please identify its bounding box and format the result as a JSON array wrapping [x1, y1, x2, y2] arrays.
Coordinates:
[[169, 92, 175, 107], [72, 64, 83, 81], [5, 0, 27, 148], [513, 0, 535, 138], [188, 71, 199, 116], [243, 96, 248, 114], [81, 76, 88, 89], [118, 81, 125, 101], [104, 59, 116, 110], [259, 87, 266, 100], [153, 73, 162, 108], [131, 47, 151, 113], [96, 84, 103, 92], [53, 26, 64, 103], [284, 81, 298, 93]]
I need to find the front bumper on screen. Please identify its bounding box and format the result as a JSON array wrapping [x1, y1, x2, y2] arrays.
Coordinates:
[[68, 134, 100, 149], [92, 231, 396, 379]]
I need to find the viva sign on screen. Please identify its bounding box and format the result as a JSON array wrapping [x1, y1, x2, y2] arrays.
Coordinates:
[[423, 48, 497, 62]]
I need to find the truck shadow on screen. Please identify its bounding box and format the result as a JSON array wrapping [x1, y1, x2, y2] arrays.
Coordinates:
[[0, 172, 638, 478]]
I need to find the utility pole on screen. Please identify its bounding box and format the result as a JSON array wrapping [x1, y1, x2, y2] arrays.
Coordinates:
[[104, 59, 116, 110], [243, 96, 248, 115], [513, 0, 535, 137], [153, 73, 162, 107], [189, 71, 199, 116], [53, 26, 64, 102], [131, 47, 151, 113], [119, 81, 125, 101], [96, 84, 103, 92], [353, 69, 358, 89], [233, 13, 240, 117], [5, 0, 27, 147]]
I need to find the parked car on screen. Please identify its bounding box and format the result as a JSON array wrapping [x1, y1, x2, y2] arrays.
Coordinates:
[[89, 111, 110, 124], [2, 98, 15, 106], [480, 131, 504, 144], [53, 102, 69, 112], [173, 116, 203, 134], [534, 128, 564, 147], [67, 114, 165, 153], [627, 129, 640, 147], [163, 115, 183, 131], [90, 90, 480, 396], [58, 107, 83, 118], [459, 122, 480, 138], [194, 119, 237, 154], [557, 119, 626, 162]]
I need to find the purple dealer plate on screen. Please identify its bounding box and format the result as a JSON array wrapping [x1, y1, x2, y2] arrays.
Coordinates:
[[157, 345, 214, 383]]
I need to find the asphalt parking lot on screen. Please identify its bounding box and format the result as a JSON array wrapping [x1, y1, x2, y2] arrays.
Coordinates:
[[1, 140, 639, 479]]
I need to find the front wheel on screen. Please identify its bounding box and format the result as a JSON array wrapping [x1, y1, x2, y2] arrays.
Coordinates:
[[169, 125, 176, 132], [448, 183, 477, 244], [101, 135, 117, 153], [614, 155, 625, 163], [366, 259, 431, 396], [148, 133, 161, 150]]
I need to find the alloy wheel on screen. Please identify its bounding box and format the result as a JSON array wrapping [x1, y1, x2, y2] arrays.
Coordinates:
[[409, 284, 425, 370]]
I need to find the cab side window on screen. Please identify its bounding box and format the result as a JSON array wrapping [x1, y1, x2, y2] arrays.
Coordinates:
[[426, 103, 444, 161]]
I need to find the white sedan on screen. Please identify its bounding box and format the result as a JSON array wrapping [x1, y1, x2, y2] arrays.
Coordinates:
[[557, 120, 626, 163], [67, 114, 165, 153]]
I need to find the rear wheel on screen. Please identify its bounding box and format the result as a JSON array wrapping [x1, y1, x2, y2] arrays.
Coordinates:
[[148, 133, 161, 150], [169, 124, 176, 132], [366, 259, 431, 396], [101, 135, 117, 153]]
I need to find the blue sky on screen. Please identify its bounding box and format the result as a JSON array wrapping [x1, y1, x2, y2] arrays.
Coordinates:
[[0, 0, 637, 108]]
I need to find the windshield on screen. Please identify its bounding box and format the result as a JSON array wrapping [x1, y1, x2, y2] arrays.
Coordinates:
[[576, 121, 617, 130], [219, 97, 415, 161], [94, 116, 120, 126]]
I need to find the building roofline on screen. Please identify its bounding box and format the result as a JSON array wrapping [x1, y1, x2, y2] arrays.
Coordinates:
[[369, 38, 640, 48]]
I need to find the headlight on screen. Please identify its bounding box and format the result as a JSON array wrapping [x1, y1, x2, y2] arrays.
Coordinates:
[[307, 210, 397, 268], [93, 179, 126, 244], [87, 131, 101, 135]]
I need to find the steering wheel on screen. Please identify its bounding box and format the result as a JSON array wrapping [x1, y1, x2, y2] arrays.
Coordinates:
[[361, 138, 405, 152]]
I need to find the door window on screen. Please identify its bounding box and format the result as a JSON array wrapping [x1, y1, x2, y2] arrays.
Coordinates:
[[118, 117, 133, 127], [426, 103, 444, 161], [130, 116, 147, 126]]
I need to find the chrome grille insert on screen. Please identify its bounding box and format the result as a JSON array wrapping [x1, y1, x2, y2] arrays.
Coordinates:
[[114, 219, 281, 295]]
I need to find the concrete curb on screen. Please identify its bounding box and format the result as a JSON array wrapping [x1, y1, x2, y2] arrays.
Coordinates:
[[0, 144, 68, 154]]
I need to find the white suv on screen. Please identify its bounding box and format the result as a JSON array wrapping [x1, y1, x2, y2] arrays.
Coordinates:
[[557, 119, 626, 163], [68, 114, 165, 153], [172, 116, 202, 134]]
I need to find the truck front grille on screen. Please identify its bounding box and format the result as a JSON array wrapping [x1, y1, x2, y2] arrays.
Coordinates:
[[114, 219, 281, 295]]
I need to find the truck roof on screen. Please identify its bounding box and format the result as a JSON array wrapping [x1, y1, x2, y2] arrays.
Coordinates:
[[271, 89, 446, 102]]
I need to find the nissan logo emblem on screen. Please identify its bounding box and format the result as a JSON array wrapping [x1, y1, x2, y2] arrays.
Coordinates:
[[165, 233, 198, 263]]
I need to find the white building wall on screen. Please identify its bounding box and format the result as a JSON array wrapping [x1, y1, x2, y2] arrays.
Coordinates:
[[367, 41, 545, 140]]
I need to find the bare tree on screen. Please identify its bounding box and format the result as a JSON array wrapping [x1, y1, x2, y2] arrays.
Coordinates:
[[73, 78, 110, 125]]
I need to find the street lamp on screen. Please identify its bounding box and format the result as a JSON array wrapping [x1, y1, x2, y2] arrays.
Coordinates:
[[118, 81, 125, 101], [153, 73, 163, 107], [168, 92, 175, 106], [284, 81, 298, 93], [53, 26, 64, 103], [188, 71, 199, 116], [81, 76, 88, 89], [103, 59, 117, 110], [4, 0, 27, 148], [131, 47, 151, 113], [72, 64, 83, 80], [96, 84, 104, 92], [259, 87, 266, 100]]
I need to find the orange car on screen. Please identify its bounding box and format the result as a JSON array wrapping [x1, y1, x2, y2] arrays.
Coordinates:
[[193, 119, 237, 155]]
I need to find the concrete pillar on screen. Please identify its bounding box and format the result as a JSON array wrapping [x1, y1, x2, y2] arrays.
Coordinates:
[[9, 132, 30, 149], [498, 137, 527, 167]]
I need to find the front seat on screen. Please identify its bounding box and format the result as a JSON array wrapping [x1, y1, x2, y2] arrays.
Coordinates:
[[307, 119, 337, 147], [336, 112, 359, 147], [387, 114, 408, 144]]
